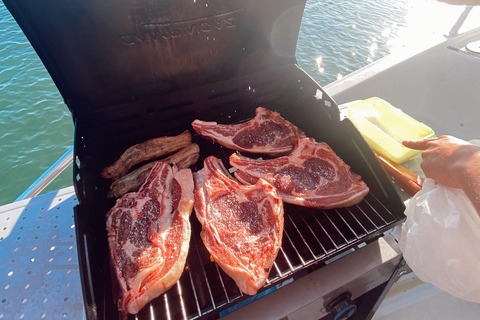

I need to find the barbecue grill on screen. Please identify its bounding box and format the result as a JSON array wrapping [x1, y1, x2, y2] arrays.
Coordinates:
[[3, 0, 407, 319]]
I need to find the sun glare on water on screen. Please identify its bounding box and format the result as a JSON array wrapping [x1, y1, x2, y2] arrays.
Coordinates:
[[388, 0, 480, 54], [297, 0, 480, 86]]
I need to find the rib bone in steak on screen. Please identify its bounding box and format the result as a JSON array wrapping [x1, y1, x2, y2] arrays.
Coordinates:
[[193, 156, 284, 295], [192, 107, 305, 156], [230, 137, 369, 209], [105, 162, 194, 315]]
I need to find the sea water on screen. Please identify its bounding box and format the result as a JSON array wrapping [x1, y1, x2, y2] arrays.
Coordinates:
[[0, 0, 478, 206]]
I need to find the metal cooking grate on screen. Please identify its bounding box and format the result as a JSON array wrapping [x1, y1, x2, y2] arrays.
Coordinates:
[[130, 191, 398, 320]]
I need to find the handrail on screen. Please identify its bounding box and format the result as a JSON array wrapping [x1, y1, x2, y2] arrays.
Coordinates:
[[448, 6, 473, 37], [15, 146, 74, 201]]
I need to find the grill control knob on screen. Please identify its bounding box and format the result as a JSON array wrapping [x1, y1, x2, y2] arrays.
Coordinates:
[[325, 292, 357, 320]]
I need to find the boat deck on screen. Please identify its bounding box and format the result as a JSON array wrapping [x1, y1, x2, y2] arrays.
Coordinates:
[[0, 187, 86, 320]]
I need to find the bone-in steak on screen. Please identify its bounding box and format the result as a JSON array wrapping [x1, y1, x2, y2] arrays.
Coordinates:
[[230, 137, 369, 209], [193, 156, 284, 295], [105, 162, 194, 315], [192, 107, 305, 156]]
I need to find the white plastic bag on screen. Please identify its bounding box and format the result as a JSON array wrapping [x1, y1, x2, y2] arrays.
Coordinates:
[[399, 178, 480, 303]]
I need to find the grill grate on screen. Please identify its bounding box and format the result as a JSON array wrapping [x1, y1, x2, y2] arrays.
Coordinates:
[[129, 191, 400, 320]]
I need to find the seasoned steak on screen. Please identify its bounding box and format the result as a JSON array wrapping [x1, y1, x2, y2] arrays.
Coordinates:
[[230, 137, 369, 209], [192, 107, 305, 156], [193, 156, 284, 295], [105, 162, 194, 315]]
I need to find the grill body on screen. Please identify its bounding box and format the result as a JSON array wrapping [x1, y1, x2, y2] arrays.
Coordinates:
[[3, 0, 406, 318], [73, 65, 405, 319]]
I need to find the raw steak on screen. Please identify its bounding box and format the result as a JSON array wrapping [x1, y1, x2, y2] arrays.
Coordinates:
[[230, 137, 369, 209], [193, 156, 284, 295], [105, 162, 194, 315], [101, 130, 192, 181], [107, 143, 200, 198], [192, 107, 305, 156]]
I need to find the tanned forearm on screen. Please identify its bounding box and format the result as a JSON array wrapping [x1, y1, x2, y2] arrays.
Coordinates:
[[453, 153, 480, 216]]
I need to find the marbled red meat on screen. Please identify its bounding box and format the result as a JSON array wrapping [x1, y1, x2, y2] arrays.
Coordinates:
[[192, 107, 305, 156], [105, 162, 194, 315], [230, 137, 369, 209], [193, 156, 283, 295]]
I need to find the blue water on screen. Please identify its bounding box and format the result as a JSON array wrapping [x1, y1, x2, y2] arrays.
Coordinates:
[[0, 0, 474, 206], [297, 0, 407, 85]]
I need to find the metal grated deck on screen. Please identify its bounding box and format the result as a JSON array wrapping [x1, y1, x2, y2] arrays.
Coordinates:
[[0, 187, 85, 320]]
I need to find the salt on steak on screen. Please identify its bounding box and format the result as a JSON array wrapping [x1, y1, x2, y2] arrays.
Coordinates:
[[230, 137, 369, 209], [192, 107, 305, 156], [105, 162, 194, 315], [193, 156, 284, 295]]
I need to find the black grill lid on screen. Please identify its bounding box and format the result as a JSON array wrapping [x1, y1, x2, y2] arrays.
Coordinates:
[[4, 0, 307, 117]]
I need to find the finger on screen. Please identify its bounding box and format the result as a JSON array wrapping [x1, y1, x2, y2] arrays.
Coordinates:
[[402, 139, 428, 150], [402, 137, 441, 150]]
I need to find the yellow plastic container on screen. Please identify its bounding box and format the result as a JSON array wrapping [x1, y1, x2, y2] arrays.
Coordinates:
[[348, 97, 435, 164]]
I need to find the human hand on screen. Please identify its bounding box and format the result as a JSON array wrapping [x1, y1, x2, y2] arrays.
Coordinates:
[[402, 135, 480, 189]]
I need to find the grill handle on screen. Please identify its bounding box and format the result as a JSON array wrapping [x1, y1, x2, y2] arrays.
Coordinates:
[[375, 152, 424, 197]]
